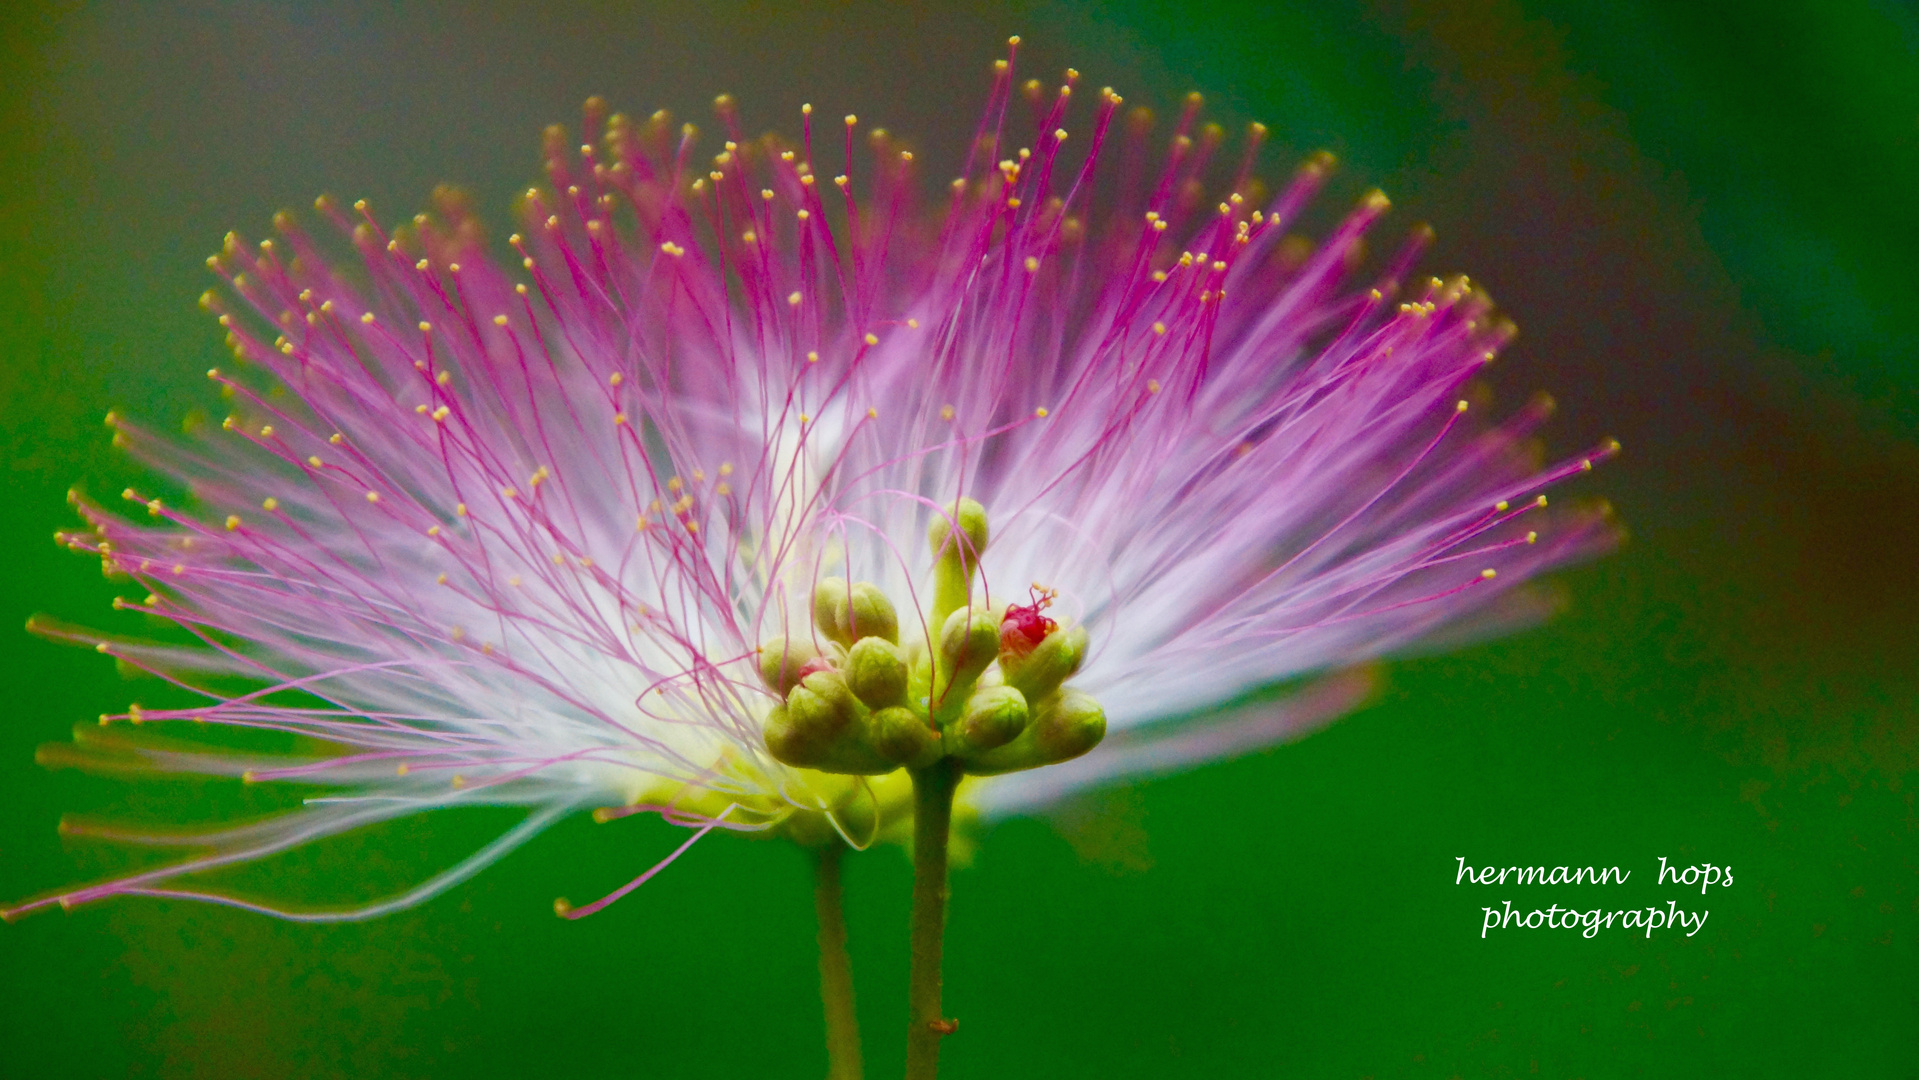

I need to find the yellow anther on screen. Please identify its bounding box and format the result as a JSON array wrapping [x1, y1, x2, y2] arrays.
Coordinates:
[[493, 314, 509, 326], [432, 406, 450, 422], [1495, 500, 1509, 511], [427, 525, 440, 537], [365, 491, 381, 503], [1152, 322, 1167, 335], [1024, 256, 1040, 272], [360, 312, 376, 324], [1480, 569, 1497, 579], [1526, 531, 1538, 544], [609, 372, 624, 386], [788, 291, 803, 306], [224, 515, 241, 530], [1034, 407, 1049, 418], [1456, 400, 1469, 412], [418, 321, 432, 332], [940, 404, 955, 421], [806, 351, 820, 363], [864, 332, 879, 346], [455, 503, 468, 516], [614, 413, 627, 425], [259, 424, 274, 438], [262, 497, 279, 511], [307, 456, 322, 467], [1147, 379, 1161, 394]]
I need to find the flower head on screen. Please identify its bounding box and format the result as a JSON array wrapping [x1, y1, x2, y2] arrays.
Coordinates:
[[10, 54, 1615, 921]]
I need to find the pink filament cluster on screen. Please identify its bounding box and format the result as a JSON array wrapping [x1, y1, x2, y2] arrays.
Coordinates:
[[15, 48, 1616, 920]]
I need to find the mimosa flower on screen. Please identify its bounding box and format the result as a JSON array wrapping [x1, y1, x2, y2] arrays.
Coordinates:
[[8, 62, 1614, 922]]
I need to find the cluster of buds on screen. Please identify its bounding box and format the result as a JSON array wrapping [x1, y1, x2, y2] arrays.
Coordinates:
[[759, 499, 1105, 777]]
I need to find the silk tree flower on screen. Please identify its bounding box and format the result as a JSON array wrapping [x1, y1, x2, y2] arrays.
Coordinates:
[[7, 63, 1616, 923]]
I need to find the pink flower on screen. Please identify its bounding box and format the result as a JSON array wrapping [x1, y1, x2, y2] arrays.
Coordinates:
[[9, 61, 1614, 922]]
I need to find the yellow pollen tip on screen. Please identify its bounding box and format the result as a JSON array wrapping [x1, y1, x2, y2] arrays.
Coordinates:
[[261, 498, 278, 511], [396, 764, 410, 776], [787, 291, 803, 306], [493, 314, 509, 326], [806, 351, 819, 363], [1034, 407, 1049, 418], [224, 515, 241, 530], [1480, 569, 1497, 580], [1495, 500, 1509, 511], [864, 332, 879, 346], [365, 491, 380, 503], [1456, 400, 1470, 412], [1526, 531, 1538, 544]]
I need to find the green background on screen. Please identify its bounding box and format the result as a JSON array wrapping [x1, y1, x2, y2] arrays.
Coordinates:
[[3, 1, 1915, 1076]]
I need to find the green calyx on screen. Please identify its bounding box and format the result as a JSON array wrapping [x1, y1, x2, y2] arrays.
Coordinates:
[[757, 498, 1106, 778]]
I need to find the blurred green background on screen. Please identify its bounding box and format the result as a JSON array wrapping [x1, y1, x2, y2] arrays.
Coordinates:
[[3, 1, 1915, 1076]]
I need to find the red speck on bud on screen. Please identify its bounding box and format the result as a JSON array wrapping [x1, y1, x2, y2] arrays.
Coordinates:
[[1000, 584, 1059, 656], [795, 654, 837, 681]]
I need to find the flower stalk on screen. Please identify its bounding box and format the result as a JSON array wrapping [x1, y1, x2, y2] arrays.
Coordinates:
[[905, 758, 964, 1080], [813, 845, 865, 1080]]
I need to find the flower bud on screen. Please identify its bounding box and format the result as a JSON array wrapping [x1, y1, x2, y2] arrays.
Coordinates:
[[954, 684, 1029, 753], [768, 671, 896, 775], [844, 636, 908, 707], [962, 687, 1106, 775], [813, 577, 900, 646], [933, 606, 999, 717], [759, 635, 822, 697], [928, 497, 989, 628], [1001, 623, 1087, 703], [870, 705, 942, 768]]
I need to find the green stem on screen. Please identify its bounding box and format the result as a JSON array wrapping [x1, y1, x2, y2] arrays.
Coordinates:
[[813, 845, 864, 1080], [904, 758, 963, 1080]]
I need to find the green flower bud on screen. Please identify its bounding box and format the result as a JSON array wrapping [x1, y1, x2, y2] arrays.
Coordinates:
[[813, 577, 900, 646], [932, 606, 999, 718], [844, 636, 908, 707], [759, 635, 822, 697], [928, 497, 989, 630], [762, 704, 816, 764], [770, 671, 897, 775], [1002, 623, 1088, 703], [961, 687, 1107, 776], [870, 705, 942, 768], [795, 670, 859, 731], [954, 684, 1029, 753]]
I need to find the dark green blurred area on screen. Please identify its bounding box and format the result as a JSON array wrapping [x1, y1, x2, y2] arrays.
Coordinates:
[[2, 1, 1914, 1077]]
